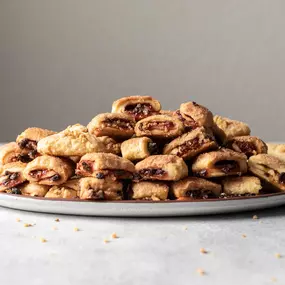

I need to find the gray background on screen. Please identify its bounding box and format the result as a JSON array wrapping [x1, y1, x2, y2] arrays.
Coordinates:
[[1, 0, 285, 142]]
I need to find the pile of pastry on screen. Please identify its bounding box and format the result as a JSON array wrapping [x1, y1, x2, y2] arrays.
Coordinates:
[[0, 95, 285, 201]]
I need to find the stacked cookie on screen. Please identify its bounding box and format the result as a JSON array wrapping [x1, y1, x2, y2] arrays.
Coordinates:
[[0, 95, 284, 201]]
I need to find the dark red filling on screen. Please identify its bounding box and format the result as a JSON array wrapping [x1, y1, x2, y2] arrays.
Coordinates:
[[138, 168, 166, 178], [2, 172, 21, 188], [147, 142, 158, 155], [215, 160, 238, 173], [29, 170, 60, 181], [235, 141, 256, 157], [125, 103, 156, 120], [279, 172, 285, 184], [18, 139, 37, 151], [103, 118, 134, 130], [177, 137, 201, 156], [185, 190, 215, 199], [175, 110, 197, 131], [140, 121, 175, 131]]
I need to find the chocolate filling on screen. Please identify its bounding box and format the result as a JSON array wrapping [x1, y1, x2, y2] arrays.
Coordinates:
[[138, 168, 166, 178], [185, 190, 215, 199], [125, 103, 156, 120], [103, 118, 134, 130], [177, 137, 201, 156], [214, 160, 238, 173], [279, 172, 285, 184], [18, 139, 37, 151], [140, 121, 175, 131], [147, 142, 159, 155], [234, 141, 256, 157]]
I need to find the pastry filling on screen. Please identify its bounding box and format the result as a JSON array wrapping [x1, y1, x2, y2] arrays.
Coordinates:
[[147, 142, 159, 155], [125, 103, 156, 120], [140, 121, 175, 131], [18, 139, 37, 151], [177, 137, 201, 156], [103, 118, 134, 130], [29, 169, 61, 181], [279, 172, 285, 184], [94, 170, 133, 180], [234, 141, 256, 156], [175, 110, 197, 131], [214, 160, 239, 173], [138, 168, 167, 178], [1, 171, 22, 188], [185, 190, 215, 199], [88, 189, 105, 200]]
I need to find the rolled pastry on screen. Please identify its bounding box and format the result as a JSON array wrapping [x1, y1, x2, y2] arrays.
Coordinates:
[[248, 154, 285, 191], [213, 115, 251, 144], [121, 137, 158, 161], [0, 142, 23, 165], [171, 177, 221, 199], [0, 162, 27, 191], [16, 127, 55, 160], [192, 148, 248, 178], [111, 95, 161, 121], [37, 124, 107, 156], [20, 183, 50, 197], [228, 136, 267, 158], [76, 153, 135, 180], [163, 127, 218, 159], [97, 136, 121, 155], [135, 115, 184, 139], [222, 176, 262, 196], [79, 177, 123, 200], [129, 181, 169, 201], [87, 113, 135, 139], [179, 101, 214, 128], [135, 155, 188, 181], [45, 178, 80, 199], [174, 110, 198, 132], [23, 155, 74, 185], [267, 143, 285, 162]]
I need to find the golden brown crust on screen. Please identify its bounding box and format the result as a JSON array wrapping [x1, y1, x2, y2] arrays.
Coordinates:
[[16, 127, 55, 144], [23, 155, 74, 185], [213, 115, 251, 143], [222, 176, 262, 196], [171, 177, 221, 198], [87, 113, 135, 139], [180, 102, 214, 128], [20, 183, 50, 197], [79, 177, 123, 200], [0, 162, 27, 191], [111, 95, 161, 121], [121, 137, 158, 161], [267, 143, 285, 162], [135, 155, 188, 181], [76, 153, 135, 178], [192, 148, 248, 178], [248, 154, 285, 191], [135, 114, 184, 139], [130, 181, 169, 200], [97, 136, 121, 155], [228, 136, 267, 157], [37, 124, 107, 156], [159, 110, 175, 116], [0, 142, 22, 165], [163, 127, 218, 159]]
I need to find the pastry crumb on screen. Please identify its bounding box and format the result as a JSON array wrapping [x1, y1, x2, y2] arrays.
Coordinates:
[[183, 226, 188, 231], [196, 268, 205, 276], [275, 253, 282, 259], [252, 215, 259, 220], [16, 218, 21, 222], [52, 226, 57, 230], [200, 248, 208, 254], [54, 218, 60, 222], [111, 232, 118, 239], [40, 237, 47, 243], [242, 234, 247, 238], [271, 277, 277, 282], [74, 227, 79, 232], [103, 239, 109, 244], [24, 223, 32, 227]]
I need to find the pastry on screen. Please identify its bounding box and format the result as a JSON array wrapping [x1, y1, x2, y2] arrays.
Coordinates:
[[222, 176, 262, 196], [170, 177, 221, 199], [111, 95, 161, 121], [135, 155, 188, 181], [179, 101, 214, 128], [45, 178, 80, 199], [97, 136, 121, 155], [16, 127, 55, 160], [267, 143, 285, 162], [213, 115, 251, 144], [79, 176, 123, 200], [174, 110, 198, 132], [135, 114, 184, 139], [23, 155, 74, 185], [129, 181, 169, 200], [20, 183, 50, 197], [37, 124, 107, 156], [163, 127, 218, 159], [248, 154, 285, 191], [121, 137, 158, 161], [0, 162, 27, 192], [76, 153, 135, 180], [228, 136, 267, 158], [0, 142, 24, 165], [87, 113, 135, 139], [192, 148, 248, 178]]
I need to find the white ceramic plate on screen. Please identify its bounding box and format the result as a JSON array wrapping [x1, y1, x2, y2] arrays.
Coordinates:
[[0, 193, 284, 217]]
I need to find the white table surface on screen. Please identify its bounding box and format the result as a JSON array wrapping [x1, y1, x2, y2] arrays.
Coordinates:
[[0, 205, 285, 285]]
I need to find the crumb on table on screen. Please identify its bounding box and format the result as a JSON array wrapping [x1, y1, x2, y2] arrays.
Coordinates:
[[103, 239, 109, 244], [74, 227, 79, 232], [275, 253, 282, 259], [200, 248, 208, 254], [16, 218, 21, 222], [24, 223, 32, 227], [54, 218, 60, 222], [196, 268, 205, 276], [111, 232, 118, 239], [242, 234, 247, 238], [252, 215, 259, 220], [40, 237, 47, 243]]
